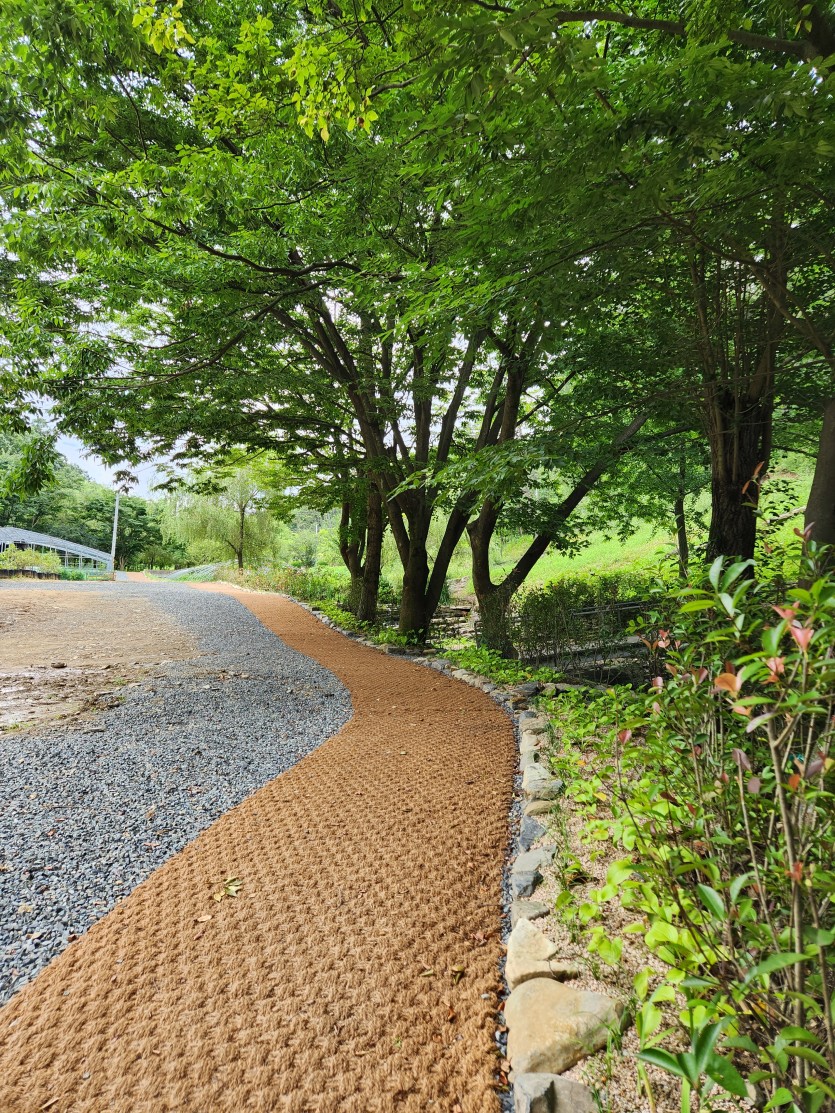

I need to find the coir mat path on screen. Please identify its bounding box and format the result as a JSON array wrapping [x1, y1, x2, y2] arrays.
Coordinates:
[[0, 586, 516, 1112]]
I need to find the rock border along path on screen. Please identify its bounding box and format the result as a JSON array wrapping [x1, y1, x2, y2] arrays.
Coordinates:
[[0, 585, 516, 1113]]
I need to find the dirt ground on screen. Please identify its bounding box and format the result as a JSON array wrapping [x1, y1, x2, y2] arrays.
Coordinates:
[[0, 587, 195, 733]]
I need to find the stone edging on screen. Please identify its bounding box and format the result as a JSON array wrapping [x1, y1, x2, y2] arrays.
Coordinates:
[[289, 600, 616, 1113]]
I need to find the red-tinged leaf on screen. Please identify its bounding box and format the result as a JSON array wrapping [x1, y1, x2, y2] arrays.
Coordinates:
[[694, 667, 708, 685], [618, 729, 632, 744], [763, 541, 774, 554], [732, 703, 751, 717], [747, 776, 762, 795], [788, 861, 803, 883], [794, 524, 814, 542], [723, 660, 736, 674], [766, 656, 785, 675], [732, 748, 752, 772], [715, 672, 742, 693], [789, 623, 813, 652], [788, 773, 801, 791], [805, 755, 825, 778], [746, 711, 777, 733], [651, 676, 664, 691], [652, 701, 661, 715], [773, 606, 797, 621], [665, 663, 678, 676], [752, 460, 766, 479]]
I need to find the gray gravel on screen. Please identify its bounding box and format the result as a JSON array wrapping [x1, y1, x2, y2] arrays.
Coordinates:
[[0, 581, 351, 1005]]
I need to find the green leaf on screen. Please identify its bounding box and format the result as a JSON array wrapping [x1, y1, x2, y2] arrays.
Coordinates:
[[692, 1022, 723, 1074], [785, 1046, 830, 1069], [709, 557, 723, 590], [745, 953, 806, 983], [705, 1054, 749, 1098], [765, 1088, 796, 1110], [638, 1048, 689, 1080], [696, 884, 725, 919]]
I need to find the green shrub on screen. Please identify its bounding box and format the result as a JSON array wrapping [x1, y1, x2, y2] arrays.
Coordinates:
[[573, 555, 835, 1111], [217, 565, 352, 604], [480, 568, 665, 673], [0, 547, 63, 574]]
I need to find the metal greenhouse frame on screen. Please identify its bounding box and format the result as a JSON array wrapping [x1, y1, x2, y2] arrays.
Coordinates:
[[0, 526, 113, 571]]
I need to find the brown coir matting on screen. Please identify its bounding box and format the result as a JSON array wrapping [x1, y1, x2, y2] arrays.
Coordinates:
[[0, 587, 516, 1112]]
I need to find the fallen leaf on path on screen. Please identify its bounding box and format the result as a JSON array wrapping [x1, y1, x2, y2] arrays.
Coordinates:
[[212, 876, 243, 901]]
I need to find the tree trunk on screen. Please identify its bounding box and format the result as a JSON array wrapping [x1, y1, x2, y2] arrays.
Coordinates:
[[399, 537, 432, 638], [806, 397, 835, 566], [705, 388, 771, 562], [674, 494, 689, 577], [468, 500, 517, 654], [237, 505, 246, 570], [357, 485, 383, 624], [337, 498, 364, 613]]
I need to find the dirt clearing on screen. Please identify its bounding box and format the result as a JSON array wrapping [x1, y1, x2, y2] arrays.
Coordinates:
[[0, 586, 195, 732]]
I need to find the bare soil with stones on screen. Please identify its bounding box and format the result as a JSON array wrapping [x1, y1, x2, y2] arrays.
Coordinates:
[[0, 585, 195, 732]]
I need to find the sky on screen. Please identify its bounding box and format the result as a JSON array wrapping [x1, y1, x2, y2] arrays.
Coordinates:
[[57, 434, 160, 498]]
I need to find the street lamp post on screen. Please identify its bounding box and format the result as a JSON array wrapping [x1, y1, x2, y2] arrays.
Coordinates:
[[109, 492, 120, 572]]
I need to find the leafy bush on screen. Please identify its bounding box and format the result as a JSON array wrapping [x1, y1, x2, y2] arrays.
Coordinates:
[[218, 565, 352, 604], [479, 568, 665, 678], [572, 556, 835, 1112], [60, 568, 86, 580], [0, 546, 63, 574]]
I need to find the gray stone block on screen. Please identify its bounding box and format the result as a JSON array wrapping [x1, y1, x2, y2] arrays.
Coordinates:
[[514, 1074, 598, 1113], [510, 899, 550, 928], [518, 815, 547, 852], [510, 867, 542, 900]]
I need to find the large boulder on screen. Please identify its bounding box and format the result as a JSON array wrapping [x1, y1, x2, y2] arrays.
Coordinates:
[[505, 979, 624, 1074], [520, 730, 544, 753], [506, 919, 559, 989]]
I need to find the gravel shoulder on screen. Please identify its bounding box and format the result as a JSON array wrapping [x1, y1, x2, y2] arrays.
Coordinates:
[[0, 581, 351, 1005]]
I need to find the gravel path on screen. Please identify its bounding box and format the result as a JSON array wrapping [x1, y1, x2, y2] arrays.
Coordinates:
[[0, 581, 351, 1006]]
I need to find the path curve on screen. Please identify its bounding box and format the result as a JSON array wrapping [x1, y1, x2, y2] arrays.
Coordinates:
[[0, 586, 515, 1112]]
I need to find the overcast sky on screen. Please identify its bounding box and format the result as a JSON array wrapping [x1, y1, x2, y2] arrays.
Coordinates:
[[57, 434, 160, 498]]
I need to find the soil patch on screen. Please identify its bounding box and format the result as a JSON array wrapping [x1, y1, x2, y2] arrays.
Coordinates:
[[0, 587, 195, 732]]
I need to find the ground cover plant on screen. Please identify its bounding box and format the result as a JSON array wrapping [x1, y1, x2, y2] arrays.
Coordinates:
[[542, 555, 835, 1113]]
